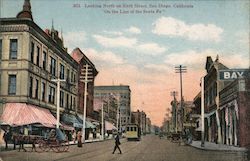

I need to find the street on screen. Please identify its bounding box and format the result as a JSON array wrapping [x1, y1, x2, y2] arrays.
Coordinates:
[[0, 135, 247, 161]]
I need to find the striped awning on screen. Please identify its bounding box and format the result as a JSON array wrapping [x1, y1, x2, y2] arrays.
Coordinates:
[[0, 103, 57, 127]]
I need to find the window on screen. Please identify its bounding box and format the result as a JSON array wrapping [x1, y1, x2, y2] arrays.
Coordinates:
[[60, 91, 64, 107], [66, 94, 69, 109], [67, 69, 70, 82], [41, 82, 45, 101], [0, 39, 2, 60], [29, 77, 33, 97], [42, 51, 47, 70], [50, 57, 56, 76], [8, 75, 16, 95], [70, 95, 73, 109], [10, 39, 17, 59], [35, 79, 39, 99], [71, 71, 73, 82], [36, 46, 40, 66], [73, 97, 76, 109], [60, 64, 65, 79], [73, 74, 76, 83], [48, 86, 55, 104], [30, 42, 34, 63]]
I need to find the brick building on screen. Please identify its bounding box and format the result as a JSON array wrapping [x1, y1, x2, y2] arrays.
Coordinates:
[[192, 56, 250, 148], [71, 48, 98, 118]]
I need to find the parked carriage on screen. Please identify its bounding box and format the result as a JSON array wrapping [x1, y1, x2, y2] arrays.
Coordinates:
[[12, 128, 69, 153]]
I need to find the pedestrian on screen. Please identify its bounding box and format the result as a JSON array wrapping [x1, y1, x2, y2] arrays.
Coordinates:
[[77, 130, 82, 147], [112, 134, 122, 154], [72, 129, 76, 143], [3, 129, 10, 149]]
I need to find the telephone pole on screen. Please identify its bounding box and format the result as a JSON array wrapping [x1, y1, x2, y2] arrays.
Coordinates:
[[80, 64, 93, 143], [170, 91, 178, 133], [175, 65, 187, 132]]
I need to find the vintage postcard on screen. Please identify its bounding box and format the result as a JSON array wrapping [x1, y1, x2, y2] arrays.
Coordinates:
[[0, 0, 249, 161]]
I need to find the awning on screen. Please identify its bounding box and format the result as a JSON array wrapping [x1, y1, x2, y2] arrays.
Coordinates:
[[0, 103, 57, 127], [105, 121, 117, 131], [77, 115, 96, 129], [61, 113, 82, 128], [61, 123, 74, 131]]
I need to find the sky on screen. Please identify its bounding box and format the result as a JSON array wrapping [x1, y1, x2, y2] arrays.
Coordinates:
[[1, 0, 249, 126]]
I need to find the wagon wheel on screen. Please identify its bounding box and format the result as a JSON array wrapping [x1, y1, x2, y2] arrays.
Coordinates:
[[61, 139, 69, 152], [56, 141, 67, 153], [35, 139, 47, 153], [51, 140, 61, 153]]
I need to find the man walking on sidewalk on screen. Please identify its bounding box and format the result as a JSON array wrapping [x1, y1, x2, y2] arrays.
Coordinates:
[[112, 134, 122, 154]]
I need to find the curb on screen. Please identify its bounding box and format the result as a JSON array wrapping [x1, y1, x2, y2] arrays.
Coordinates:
[[189, 143, 248, 153]]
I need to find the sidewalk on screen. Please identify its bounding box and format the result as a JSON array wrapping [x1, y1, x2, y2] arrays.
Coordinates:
[[190, 140, 248, 152], [0, 137, 114, 150]]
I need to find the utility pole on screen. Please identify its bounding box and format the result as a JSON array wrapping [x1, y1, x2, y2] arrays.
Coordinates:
[[175, 65, 187, 132], [51, 79, 66, 129], [171, 91, 178, 133], [201, 77, 205, 147], [80, 64, 93, 143], [101, 101, 104, 140]]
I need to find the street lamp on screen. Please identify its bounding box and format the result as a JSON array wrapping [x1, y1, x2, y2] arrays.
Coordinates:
[[79, 64, 93, 143], [51, 78, 66, 128]]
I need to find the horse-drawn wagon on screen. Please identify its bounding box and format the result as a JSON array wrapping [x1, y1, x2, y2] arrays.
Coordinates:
[[13, 128, 69, 153]]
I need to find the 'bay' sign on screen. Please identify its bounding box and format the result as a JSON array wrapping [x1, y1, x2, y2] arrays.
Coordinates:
[[219, 69, 249, 81]]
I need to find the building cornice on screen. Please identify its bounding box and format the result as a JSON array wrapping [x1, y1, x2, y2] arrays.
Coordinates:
[[0, 18, 78, 68]]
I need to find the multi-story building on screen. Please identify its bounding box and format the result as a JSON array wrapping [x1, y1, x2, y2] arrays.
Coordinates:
[[146, 117, 151, 134], [0, 0, 78, 123], [192, 56, 250, 148], [71, 48, 98, 118], [94, 85, 131, 131], [219, 77, 250, 147], [131, 110, 147, 135], [203, 56, 230, 143], [93, 95, 118, 135]]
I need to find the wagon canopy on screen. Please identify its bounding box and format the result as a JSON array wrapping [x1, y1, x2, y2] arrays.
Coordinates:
[[0, 103, 57, 127]]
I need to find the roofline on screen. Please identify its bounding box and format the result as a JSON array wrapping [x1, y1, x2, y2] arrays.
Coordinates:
[[0, 17, 78, 68]]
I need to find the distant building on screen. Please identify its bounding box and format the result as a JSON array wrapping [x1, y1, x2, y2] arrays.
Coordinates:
[[93, 95, 118, 128], [131, 110, 147, 135], [94, 85, 131, 131], [146, 117, 152, 134]]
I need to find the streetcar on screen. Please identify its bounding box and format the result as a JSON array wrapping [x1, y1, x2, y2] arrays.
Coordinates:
[[125, 124, 141, 141]]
